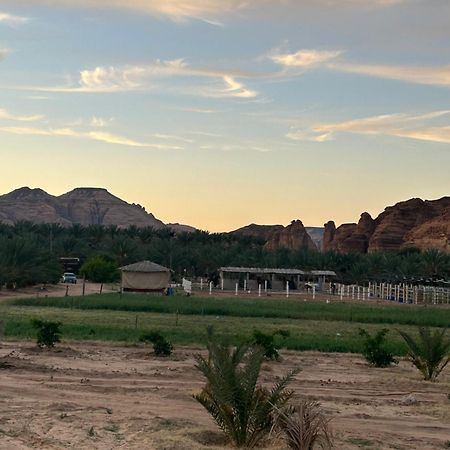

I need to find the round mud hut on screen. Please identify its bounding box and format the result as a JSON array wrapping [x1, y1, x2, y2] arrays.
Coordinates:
[[120, 260, 171, 293]]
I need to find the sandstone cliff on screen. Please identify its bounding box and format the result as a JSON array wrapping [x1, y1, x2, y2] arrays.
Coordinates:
[[232, 222, 323, 250], [230, 224, 284, 241], [323, 197, 450, 253], [264, 220, 317, 252]]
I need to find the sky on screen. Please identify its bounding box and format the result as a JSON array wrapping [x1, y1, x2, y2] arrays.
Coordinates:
[[0, 0, 449, 232]]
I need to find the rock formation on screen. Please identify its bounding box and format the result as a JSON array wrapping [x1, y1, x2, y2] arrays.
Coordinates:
[[1, 187, 448, 252], [323, 221, 336, 251], [264, 220, 317, 252], [231, 224, 284, 241], [323, 197, 450, 253]]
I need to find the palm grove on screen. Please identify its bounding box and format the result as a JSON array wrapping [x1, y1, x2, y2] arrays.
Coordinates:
[[0, 221, 449, 288]]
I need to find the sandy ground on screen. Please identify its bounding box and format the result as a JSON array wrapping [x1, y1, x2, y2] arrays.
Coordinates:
[[0, 282, 118, 302], [0, 342, 448, 450]]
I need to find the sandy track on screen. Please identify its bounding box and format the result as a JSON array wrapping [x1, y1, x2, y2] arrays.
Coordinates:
[[0, 282, 118, 302], [0, 342, 448, 449]]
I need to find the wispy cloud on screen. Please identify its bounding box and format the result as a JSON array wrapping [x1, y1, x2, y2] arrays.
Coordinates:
[[177, 107, 219, 114], [271, 48, 450, 88], [7, 0, 406, 24], [271, 49, 342, 69], [0, 48, 10, 61], [49, 60, 184, 93], [151, 133, 194, 143], [26, 58, 258, 99], [90, 116, 114, 127], [0, 12, 29, 27], [329, 62, 450, 87], [11, 0, 253, 25], [0, 125, 184, 149], [0, 108, 43, 122], [287, 110, 450, 144]]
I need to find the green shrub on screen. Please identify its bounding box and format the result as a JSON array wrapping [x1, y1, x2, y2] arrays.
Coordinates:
[[31, 319, 62, 348], [194, 328, 298, 448], [79, 256, 119, 283], [358, 328, 397, 367], [398, 327, 450, 381], [140, 331, 173, 356], [252, 329, 290, 360]]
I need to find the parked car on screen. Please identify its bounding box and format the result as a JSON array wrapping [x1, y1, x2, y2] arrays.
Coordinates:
[[62, 272, 77, 284]]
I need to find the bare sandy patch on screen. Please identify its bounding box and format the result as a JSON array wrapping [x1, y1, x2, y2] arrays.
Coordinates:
[[0, 342, 448, 449]]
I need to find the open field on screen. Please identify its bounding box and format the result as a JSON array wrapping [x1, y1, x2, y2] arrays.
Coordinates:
[[0, 342, 449, 450], [1, 292, 449, 354], [0, 292, 449, 449]]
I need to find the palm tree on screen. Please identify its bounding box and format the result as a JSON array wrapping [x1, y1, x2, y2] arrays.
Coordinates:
[[194, 330, 298, 448], [398, 327, 450, 381], [273, 400, 333, 450], [421, 249, 449, 280]]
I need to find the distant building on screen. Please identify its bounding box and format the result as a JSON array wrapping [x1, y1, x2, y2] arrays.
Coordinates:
[[59, 257, 81, 274], [219, 266, 336, 291], [120, 260, 171, 293]]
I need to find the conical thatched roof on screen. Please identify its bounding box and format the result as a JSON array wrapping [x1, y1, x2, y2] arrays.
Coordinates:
[[119, 260, 170, 273]]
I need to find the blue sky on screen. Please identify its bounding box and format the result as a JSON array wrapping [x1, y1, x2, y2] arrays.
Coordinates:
[[0, 1, 449, 231]]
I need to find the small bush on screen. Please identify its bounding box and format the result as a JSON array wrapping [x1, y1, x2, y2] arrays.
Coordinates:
[[359, 328, 397, 367], [31, 319, 62, 348], [274, 400, 334, 450], [140, 331, 173, 356], [252, 329, 290, 360]]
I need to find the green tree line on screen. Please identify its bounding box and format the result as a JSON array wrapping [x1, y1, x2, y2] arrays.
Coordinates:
[[0, 220, 449, 288]]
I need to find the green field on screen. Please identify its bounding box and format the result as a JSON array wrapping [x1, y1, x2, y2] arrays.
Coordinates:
[[1, 293, 449, 355]]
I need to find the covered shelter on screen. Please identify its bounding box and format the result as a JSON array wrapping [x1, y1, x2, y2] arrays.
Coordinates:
[[219, 267, 305, 290], [120, 260, 171, 293], [308, 270, 337, 291]]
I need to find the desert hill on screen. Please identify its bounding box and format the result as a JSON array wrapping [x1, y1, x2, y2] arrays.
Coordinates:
[[0, 187, 165, 229]]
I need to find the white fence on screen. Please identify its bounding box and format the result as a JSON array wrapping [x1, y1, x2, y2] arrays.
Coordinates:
[[331, 282, 450, 305], [191, 277, 449, 305]]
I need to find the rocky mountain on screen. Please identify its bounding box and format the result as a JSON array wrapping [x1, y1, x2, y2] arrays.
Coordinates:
[[0, 187, 165, 229], [1, 187, 447, 253], [232, 221, 320, 251], [323, 197, 450, 253]]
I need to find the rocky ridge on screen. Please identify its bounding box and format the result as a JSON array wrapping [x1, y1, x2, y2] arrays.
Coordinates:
[[1, 187, 448, 253], [0, 187, 165, 229], [323, 197, 450, 253]]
